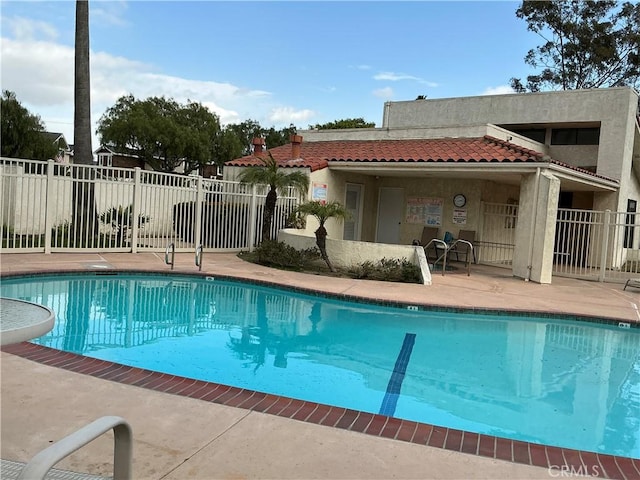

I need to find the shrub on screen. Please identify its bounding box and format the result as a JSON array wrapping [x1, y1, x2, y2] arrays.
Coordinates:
[[348, 257, 421, 283], [253, 240, 320, 270]]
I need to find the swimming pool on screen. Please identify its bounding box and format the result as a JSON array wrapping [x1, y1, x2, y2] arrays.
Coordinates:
[[1, 272, 639, 459]]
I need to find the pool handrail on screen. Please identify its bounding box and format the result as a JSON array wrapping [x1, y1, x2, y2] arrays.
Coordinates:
[[424, 238, 448, 276], [17, 416, 133, 480], [195, 244, 203, 271], [424, 238, 473, 276], [165, 243, 175, 270]]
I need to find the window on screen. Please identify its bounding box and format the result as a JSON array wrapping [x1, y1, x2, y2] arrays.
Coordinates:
[[97, 153, 112, 167], [510, 128, 546, 143], [551, 128, 600, 145], [624, 200, 637, 248]]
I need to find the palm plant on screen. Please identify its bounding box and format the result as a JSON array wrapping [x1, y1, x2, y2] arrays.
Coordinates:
[[296, 200, 349, 272], [237, 152, 309, 242], [72, 0, 98, 244]]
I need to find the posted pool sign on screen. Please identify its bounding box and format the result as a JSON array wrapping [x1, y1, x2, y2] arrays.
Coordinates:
[[312, 182, 327, 204]]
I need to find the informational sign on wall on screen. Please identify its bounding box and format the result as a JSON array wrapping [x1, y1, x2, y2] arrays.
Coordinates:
[[406, 197, 443, 225], [453, 208, 467, 225], [312, 182, 327, 204]]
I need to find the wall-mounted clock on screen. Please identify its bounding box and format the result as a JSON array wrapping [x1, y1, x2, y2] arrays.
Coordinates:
[[453, 194, 467, 208]]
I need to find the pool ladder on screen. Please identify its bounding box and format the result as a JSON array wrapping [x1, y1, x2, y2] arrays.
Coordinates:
[[15, 416, 132, 480], [195, 244, 203, 271], [165, 242, 175, 270], [165, 243, 203, 271]]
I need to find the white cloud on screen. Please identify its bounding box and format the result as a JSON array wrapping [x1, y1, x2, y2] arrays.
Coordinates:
[[373, 87, 394, 99], [481, 85, 515, 95], [351, 64, 372, 70], [0, 18, 298, 144], [268, 107, 316, 124], [91, 1, 130, 28], [374, 71, 438, 88], [3, 16, 58, 41]]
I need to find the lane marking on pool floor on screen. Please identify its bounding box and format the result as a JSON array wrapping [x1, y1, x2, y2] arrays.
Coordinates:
[[379, 332, 416, 417]]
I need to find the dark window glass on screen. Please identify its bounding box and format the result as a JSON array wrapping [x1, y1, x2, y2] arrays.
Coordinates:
[[551, 129, 576, 145], [551, 128, 600, 145], [576, 128, 600, 145], [624, 199, 637, 248], [512, 129, 546, 143]]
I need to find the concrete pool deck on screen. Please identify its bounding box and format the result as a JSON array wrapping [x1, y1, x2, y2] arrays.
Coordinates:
[[1, 252, 639, 480]]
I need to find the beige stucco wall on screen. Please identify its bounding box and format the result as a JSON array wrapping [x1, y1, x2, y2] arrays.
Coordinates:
[[513, 171, 560, 283], [277, 228, 431, 285], [382, 87, 639, 213]]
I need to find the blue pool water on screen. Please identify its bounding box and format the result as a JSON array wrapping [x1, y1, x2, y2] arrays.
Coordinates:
[[1, 272, 639, 458]]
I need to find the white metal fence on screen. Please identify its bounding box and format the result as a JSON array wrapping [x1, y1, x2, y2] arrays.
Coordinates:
[[479, 202, 640, 283], [1, 158, 300, 253], [476, 202, 518, 266]]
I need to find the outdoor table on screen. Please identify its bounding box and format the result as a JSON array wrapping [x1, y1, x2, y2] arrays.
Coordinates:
[[0, 297, 55, 346]]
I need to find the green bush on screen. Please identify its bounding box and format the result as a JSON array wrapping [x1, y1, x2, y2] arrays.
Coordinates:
[[348, 257, 421, 283], [253, 240, 320, 270]]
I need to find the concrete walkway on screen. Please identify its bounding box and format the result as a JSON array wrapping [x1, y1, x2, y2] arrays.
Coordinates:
[[1, 253, 638, 479]]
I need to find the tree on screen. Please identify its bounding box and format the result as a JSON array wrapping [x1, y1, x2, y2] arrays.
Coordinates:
[[310, 118, 375, 130], [72, 0, 98, 244], [1, 90, 58, 160], [74, 0, 92, 165], [237, 153, 309, 242], [225, 119, 264, 156], [225, 120, 295, 155], [210, 127, 245, 170], [264, 124, 297, 149], [510, 1, 640, 92], [296, 200, 349, 273], [97, 95, 221, 174]]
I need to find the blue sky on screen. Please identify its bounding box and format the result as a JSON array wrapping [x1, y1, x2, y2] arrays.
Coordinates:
[[1, 1, 539, 146]]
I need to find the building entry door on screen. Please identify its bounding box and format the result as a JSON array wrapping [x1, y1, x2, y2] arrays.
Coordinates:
[[344, 183, 363, 241], [376, 187, 404, 244]]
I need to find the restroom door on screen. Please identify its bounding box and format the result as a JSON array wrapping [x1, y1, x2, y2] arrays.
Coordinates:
[[344, 183, 363, 241], [376, 187, 404, 244]]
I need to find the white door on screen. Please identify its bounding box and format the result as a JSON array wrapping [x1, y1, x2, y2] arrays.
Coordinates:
[[343, 183, 363, 241], [376, 187, 404, 244]]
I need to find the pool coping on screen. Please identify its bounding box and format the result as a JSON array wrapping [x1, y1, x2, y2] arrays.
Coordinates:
[[2, 342, 639, 480], [2, 268, 640, 479], [2, 269, 638, 329]]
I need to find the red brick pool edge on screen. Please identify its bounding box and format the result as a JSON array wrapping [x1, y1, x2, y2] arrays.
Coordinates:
[[3, 342, 639, 480]]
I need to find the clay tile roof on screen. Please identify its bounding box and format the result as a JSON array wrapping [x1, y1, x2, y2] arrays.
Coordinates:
[[225, 135, 615, 182], [226, 136, 545, 171]]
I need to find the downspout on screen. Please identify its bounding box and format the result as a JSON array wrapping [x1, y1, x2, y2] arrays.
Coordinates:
[[526, 167, 542, 281]]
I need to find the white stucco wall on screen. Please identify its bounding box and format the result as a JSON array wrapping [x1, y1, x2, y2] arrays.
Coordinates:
[[278, 228, 432, 285]]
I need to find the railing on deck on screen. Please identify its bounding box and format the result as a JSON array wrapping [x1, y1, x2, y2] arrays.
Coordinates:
[[478, 203, 640, 283], [1, 158, 300, 254]]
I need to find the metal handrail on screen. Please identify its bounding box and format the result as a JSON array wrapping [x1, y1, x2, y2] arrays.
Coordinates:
[[17, 416, 132, 480], [424, 238, 474, 276], [447, 239, 474, 276], [195, 244, 203, 271], [165, 242, 175, 270], [425, 238, 448, 276]]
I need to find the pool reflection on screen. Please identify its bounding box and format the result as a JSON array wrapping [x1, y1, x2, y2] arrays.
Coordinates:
[[1, 274, 638, 458]]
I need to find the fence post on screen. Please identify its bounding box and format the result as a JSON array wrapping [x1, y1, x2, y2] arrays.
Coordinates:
[[130, 168, 142, 253], [248, 184, 258, 252], [194, 175, 204, 249], [599, 210, 611, 282], [44, 160, 55, 254]]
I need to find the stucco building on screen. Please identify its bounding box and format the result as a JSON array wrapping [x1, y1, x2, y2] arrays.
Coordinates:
[[226, 87, 640, 284]]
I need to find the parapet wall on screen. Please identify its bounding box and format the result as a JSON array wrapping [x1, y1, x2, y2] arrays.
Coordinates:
[[277, 229, 431, 285]]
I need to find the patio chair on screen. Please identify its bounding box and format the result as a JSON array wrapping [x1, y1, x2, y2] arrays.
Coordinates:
[[417, 226, 441, 261], [449, 229, 476, 264], [623, 278, 640, 291]]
